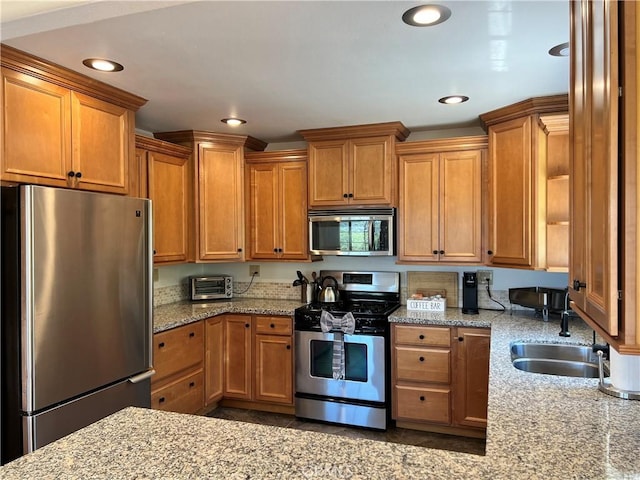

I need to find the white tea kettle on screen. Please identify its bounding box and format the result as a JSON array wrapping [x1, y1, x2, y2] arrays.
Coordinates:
[[318, 276, 340, 303]]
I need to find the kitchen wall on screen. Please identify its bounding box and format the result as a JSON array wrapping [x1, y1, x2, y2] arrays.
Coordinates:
[[154, 259, 569, 310]]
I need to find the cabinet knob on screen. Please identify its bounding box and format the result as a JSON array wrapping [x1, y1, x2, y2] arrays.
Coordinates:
[[67, 170, 75, 178], [273, 248, 278, 253], [153, 250, 157, 255], [189, 332, 195, 338], [458, 336, 464, 342], [343, 193, 348, 198], [419, 334, 425, 340], [419, 356, 425, 362], [158, 342, 165, 348], [159, 397, 165, 404], [439, 250, 445, 255], [270, 323, 275, 328], [237, 248, 243, 253], [189, 382, 195, 388], [286, 345, 291, 350], [487, 250, 493, 255], [432, 250, 438, 255], [572, 279, 587, 291], [245, 323, 250, 328], [419, 396, 425, 401], [75, 171, 82, 178], [278, 248, 283, 253], [348, 193, 354, 198]]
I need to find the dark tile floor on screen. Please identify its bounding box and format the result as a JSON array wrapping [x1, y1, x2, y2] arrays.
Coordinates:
[[206, 407, 486, 456]]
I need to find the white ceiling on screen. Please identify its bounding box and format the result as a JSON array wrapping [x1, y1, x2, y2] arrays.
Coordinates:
[[1, 0, 569, 144]]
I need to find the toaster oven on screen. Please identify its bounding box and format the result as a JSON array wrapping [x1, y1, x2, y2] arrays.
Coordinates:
[[189, 275, 233, 301]]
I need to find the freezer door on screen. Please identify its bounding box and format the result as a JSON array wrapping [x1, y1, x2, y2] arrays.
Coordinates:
[[17, 378, 151, 462], [21, 186, 152, 412]]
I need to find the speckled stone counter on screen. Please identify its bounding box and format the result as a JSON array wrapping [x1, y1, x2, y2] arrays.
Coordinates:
[[153, 298, 303, 333], [2, 308, 639, 479]]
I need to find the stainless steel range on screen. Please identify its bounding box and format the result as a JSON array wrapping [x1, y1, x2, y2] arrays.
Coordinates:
[[294, 270, 400, 430]]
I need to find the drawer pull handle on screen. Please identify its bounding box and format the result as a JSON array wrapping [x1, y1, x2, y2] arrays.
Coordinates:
[[419, 334, 425, 340], [189, 332, 195, 338], [158, 342, 165, 348], [419, 396, 425, 401], [245, 323, 250, 328], [286, 345, 291, 350], [189, 382, 195, 388], [270, 323, 275, 328], [159, 397, 165, 404], [419, 356, 425, 362]]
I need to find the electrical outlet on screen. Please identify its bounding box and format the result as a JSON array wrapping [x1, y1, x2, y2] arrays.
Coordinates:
[[249, 265, 260, 277], [477, 270, 493, 285]]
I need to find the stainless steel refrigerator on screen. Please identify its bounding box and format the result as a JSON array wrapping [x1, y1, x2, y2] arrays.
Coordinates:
[[1, 185, 154, 464]]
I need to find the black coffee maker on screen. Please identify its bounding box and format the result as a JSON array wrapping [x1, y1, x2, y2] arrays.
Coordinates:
[[462, 272, 479, 314]]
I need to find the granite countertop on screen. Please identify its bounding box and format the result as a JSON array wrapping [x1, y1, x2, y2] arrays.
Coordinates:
[[153, 298, 304, 333], [2, 305, 639, 479]]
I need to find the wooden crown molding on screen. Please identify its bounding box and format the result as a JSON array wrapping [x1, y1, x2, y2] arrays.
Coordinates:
[[538, 113, 570, 134], [135, 134, 192, 158], [298, 121, 410, 142], [0, 44, 147, 111], [395, 135, 488, 155], [478, 94, 569, 130], [245, 149, 307, 163], [153, 130, 268, 152]]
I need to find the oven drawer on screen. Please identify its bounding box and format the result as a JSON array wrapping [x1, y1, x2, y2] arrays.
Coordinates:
[[256, 315, 292, 335], [394, 385, 451, 424], [394, 346, 450, 384], [393, 325, 451, 347]]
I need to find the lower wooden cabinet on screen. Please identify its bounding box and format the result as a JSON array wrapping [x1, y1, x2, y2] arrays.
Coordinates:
[[205, 316, 224, 405], [151, 322, 205, 414], [223, 314, 253, 399], [391, 324, 490, 435]]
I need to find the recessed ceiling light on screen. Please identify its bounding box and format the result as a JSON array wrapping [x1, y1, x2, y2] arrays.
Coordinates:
[[221, 118, 247, 127], [438, 95, 469, 105], [402, 4, 452, 27], [82, 58, 124, 72], [549, 42, 570, 57]]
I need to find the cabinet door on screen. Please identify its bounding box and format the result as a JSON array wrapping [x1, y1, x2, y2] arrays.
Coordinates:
[[71, 92, 131, 194], [247, 163, 279, 259], [569, 0, 619, 335], [205, 317, 224, 405], [279, 161, 308, 259], [254, 334, 293, 404], [308, 139, 349, 206], [1, 68, 71, 186], [198, 143, 244, 261], [454, 327, 490, 429], [148, 150, 191, 263], [350, 136, 393, 205], [398, 153, 439, 261], [223, 315, 252, 399], [440, 150, 483, 263], [488, 116, 533, 267]]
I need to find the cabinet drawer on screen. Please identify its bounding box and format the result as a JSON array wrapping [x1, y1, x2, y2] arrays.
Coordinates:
[[256, 315, 292, 335], [394, 325, 451, 347], [394, 385, 451, 424], [153, 322, 204, 382], [151, 370, 204, 414], [395, 346, 450, 384]]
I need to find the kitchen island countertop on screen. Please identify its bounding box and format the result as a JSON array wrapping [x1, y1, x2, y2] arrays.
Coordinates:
[[1, 305, 639, 479]]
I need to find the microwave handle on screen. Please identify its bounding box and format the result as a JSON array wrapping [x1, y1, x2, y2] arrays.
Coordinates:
[[368, 221, 374, 251]]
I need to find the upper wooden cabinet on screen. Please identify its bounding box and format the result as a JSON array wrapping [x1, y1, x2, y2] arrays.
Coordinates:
[[135, 135, 193, 265], [396, 137, 486, 264], [245, 149, 309, 261], [479, 95, 568, 270], [570, 0, 640, 353], [153, 130, 266, 262], [0, 45, 146, 195], [299, 122, 409, 207]]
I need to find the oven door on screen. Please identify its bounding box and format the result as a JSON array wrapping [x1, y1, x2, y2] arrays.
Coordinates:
[[294, 330, 386, 402]]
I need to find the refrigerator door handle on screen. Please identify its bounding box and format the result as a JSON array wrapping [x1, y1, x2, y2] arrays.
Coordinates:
[[128, 369, 156, 384]]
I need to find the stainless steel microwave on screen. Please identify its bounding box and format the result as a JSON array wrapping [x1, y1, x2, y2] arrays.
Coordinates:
[[189, 275, 233, 300], [309, 208, 395, 256]]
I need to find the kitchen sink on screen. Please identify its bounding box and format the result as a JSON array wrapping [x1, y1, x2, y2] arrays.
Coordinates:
[[510, 342, 598, 363], [512, 358, 601, 378], [510, 341, 609, 378]]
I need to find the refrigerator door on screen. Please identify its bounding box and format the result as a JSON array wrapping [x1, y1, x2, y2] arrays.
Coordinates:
[[21, 186, 152, 412]]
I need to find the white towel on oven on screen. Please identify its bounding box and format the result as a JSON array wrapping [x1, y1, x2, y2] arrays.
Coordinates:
[[320, 311, 355, 380]]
